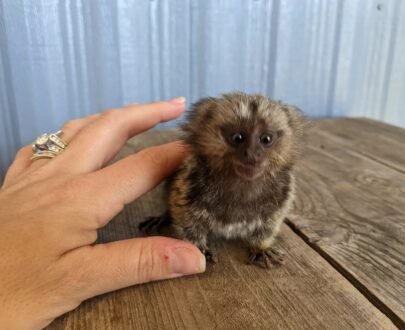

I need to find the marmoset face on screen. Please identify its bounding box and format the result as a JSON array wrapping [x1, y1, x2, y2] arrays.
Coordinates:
[[183, 92, 304, 180]]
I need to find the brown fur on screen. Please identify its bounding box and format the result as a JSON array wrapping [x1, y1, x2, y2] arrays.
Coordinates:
[[139, 92, 305, 268]]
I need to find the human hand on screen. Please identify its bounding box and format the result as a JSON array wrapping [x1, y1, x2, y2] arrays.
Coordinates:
[[0, 98, 206, 329]]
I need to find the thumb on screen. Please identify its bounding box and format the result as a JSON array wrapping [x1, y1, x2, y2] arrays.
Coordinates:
[[70, 237, 206, 299]]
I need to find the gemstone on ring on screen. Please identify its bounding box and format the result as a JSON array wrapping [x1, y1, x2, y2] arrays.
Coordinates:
[[49, 134, 67, 149], [31, 130, 67, 161], [36, 134, 49, 144], [48, 144, 62, 153], [32, 134, 50, 151]]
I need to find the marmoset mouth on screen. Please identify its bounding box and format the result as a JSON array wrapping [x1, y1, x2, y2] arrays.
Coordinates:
[[234, 162, 264, 179]]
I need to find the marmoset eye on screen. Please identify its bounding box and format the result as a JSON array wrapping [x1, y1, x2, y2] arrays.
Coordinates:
[[232, 133, 244, 144], [260, 134, 273, 146]]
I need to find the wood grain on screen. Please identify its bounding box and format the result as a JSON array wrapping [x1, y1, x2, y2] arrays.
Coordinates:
[[47, 128, 396, 330], [312, 118, 405, 173], [289, 120, 405, 327], [50, 224, 395, 329]]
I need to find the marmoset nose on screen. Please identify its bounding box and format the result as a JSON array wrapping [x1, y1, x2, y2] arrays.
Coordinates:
[[243, 149, 263, 165]]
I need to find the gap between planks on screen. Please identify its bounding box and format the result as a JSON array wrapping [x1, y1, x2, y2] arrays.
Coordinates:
[[357, 152, 405, 175], [285, 216, 404, 330], [286, 119, 405, 329]]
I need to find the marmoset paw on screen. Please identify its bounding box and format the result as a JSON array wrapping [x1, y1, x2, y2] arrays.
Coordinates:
[[200, 248, 218, 263], [247, 248, 285, 269]]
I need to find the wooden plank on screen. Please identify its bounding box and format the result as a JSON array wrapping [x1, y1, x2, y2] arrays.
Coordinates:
[[289, 123, 405, 327], [48, 130, 395, 330], [49, 226, 395, 330], [312, 118, 405, 173]]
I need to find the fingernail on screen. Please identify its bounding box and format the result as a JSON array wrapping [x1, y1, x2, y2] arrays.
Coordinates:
[[169, 96, 186, 104], [170, 247, 206, 275]]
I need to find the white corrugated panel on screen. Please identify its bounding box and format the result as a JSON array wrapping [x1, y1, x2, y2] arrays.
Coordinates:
[[1, 0, 404, 177]]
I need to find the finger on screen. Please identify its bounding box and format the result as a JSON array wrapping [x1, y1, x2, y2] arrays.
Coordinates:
[[6, 114, 102, 182], [61, 114, 101, 142], [3, 113, 102, 187], [52, 98, 186, 174], [84, 142, 187, 225], [27, 114, 102, 168], [67, 236, 205, 300], [125, 102, 139, 107]]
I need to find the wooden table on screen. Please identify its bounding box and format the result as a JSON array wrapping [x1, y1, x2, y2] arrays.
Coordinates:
[[49, 118, 405, 330]]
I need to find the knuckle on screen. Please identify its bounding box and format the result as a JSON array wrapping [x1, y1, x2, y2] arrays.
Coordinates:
[[50, 181, 75, 202], [142, 146, 168, 168], [93, 200, 123, 228], [15, 145, 30, 159], [62, 119, 80, 132], [98, 109, 122, 131], [102, 108, 121, 122], [49, 175, 84, 203], [135, 242, 157, 281]]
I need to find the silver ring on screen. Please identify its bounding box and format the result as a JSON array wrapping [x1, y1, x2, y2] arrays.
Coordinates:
[[31, 130, 68, 160]]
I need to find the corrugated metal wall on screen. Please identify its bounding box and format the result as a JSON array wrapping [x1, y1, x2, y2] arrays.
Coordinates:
[[1, 0, 404, 179]]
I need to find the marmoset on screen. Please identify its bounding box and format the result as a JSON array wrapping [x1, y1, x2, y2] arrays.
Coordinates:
[[139, 92, 305, 268]]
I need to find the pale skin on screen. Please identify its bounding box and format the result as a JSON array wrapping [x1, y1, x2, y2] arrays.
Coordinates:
[[0, 98, 206, 329]]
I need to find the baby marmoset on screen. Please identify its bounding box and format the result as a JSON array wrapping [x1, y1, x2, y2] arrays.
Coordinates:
[[140, 92, 305, 268]]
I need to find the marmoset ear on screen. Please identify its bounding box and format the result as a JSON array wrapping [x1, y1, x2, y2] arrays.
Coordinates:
[[181, 97, 218, 142], [280, 104, 306, 140]]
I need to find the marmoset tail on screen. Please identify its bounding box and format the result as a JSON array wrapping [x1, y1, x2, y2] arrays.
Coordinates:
[[139, 92, 305, 268]]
